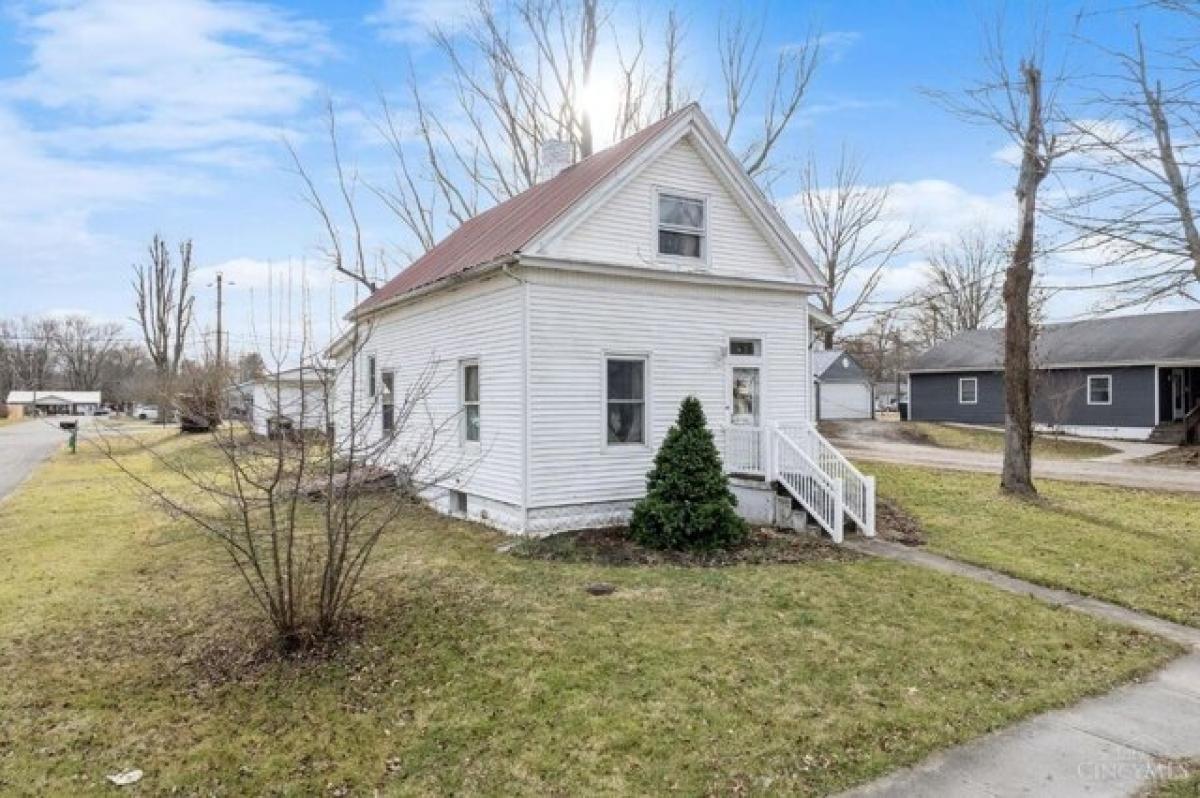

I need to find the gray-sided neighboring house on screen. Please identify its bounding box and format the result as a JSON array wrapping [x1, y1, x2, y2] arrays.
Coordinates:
[[812, 349, 874, 420], [5, 390, 102, 416], [907, 308, 1200, 442]]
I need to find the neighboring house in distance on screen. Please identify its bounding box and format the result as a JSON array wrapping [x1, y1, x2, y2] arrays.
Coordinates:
[[331, 104, 875, 541], [235, 368, 330, 438], [5, 390, 102, 416], [907, 309, 1200, 442], [873, 382, 906, 412], [812, 350, 874, 420]]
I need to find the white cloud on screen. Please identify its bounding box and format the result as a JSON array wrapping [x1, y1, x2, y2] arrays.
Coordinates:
[[5, 0, 328, 154], [368, 0, 476, 43], [195, 257, 332, 292], [817, 31, 861, 62]]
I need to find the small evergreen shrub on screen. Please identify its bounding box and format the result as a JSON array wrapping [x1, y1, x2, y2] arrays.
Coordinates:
[[630, 396, 747, 550]]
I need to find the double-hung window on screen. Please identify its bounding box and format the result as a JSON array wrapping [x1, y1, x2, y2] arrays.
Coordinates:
[[462, 361, 480, 443], [657, 192, 706, 260], [1087, 374, 1112, 405], [606, 357, 646, 445], [366, 355, 377, 398], [380, 370, 395, 433], [958, 377, 978, 405]]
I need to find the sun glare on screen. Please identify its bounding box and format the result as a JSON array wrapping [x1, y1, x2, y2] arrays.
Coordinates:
[[580, 74, 622, 147]]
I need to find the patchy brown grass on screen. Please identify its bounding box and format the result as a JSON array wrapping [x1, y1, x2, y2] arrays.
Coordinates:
[[1139, 446, 1200, 470]]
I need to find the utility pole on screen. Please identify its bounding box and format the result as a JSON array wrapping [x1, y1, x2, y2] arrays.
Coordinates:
[[215, 271, 224, 370]]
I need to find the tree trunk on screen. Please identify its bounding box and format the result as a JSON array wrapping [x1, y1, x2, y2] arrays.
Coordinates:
[[1001, 210, 1036, 495], [1000, 63, 1045, 497]]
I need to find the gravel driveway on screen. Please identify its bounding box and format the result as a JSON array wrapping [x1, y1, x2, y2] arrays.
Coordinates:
[[0, 419, 70, 503]]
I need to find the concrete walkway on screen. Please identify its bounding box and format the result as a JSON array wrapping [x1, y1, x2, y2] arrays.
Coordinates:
[[840, 538, 1200, 797], [838, 440, 1200, 494]]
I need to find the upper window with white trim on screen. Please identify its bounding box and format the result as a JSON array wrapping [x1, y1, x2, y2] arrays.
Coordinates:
[[1087, 374, 1112, 405], [958, 377, 978, 405], [657, 192, 706, 259]]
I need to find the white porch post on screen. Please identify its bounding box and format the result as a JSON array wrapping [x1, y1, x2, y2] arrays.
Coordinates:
[[764, 424, 777, 483]]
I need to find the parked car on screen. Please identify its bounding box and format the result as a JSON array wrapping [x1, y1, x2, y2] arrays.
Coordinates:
[[133, 404, 159, 421]]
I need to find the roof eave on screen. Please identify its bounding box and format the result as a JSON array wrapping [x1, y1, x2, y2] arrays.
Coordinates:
[[348, 254, 521, 323]]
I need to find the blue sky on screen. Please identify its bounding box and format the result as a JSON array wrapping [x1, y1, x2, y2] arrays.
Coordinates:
[[0, 0, 1184, 356]]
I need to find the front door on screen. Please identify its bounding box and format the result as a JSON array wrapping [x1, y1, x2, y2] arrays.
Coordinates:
[[1173, 369, 1187, 421], [730, 365, 760, 427]]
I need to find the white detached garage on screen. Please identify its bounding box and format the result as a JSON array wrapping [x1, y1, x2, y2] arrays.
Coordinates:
[[813, 350, 874, 420]]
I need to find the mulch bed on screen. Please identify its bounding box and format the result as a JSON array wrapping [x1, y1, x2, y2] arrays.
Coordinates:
[[874, 497, 927, 546], [510, 526, 862, 567]]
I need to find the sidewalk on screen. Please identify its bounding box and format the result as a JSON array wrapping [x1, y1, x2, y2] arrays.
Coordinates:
[[840, 539, 1200, 798]]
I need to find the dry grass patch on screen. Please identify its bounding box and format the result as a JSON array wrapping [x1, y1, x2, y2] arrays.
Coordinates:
[[908, 422, 1119, 460]]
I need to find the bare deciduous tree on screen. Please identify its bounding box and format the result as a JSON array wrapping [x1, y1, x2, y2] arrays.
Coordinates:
[[0, 316, 60, 393], [95, 290, 474, 651], [375, 0, 820, 254], [1056, 16, 1200, 304], [906, 227, 1010, 346], [798, 148, 915, 348], [52, 314, 124, 391], [930, 23, 1065, 496], [132, 235, 196, 419], [1036, 369, 1084, 441]]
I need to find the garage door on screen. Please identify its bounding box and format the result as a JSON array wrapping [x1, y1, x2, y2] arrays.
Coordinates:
[[820, 382, 872, 420]]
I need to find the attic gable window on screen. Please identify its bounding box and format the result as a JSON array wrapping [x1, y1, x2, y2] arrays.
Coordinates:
[[657, 192, 706, 259]]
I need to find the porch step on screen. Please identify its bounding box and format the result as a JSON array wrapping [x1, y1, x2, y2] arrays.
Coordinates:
[[1150, 421, 1185, 445]]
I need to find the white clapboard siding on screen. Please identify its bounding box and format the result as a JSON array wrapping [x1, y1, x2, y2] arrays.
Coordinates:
[[525, 267, 809, 508], [545, 136, 796, 283], [248, 382, 327, 437], [335, 274, 525, 507]]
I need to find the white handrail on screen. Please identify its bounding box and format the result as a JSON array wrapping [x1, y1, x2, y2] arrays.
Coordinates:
[[780, 423, 875, 537], [773, 426, 844, 541]]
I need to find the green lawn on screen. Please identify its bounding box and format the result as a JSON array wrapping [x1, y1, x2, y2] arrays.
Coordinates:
[[0, 440, 1179, 796], [911, 422, 1119, 460], [873, 462, 1200, 626]]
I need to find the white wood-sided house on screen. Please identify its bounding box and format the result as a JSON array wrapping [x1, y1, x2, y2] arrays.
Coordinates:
[[332, 104, 875, 541]]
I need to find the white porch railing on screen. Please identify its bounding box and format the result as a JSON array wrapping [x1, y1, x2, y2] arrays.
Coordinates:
[[773, 427, 845, 541], [782, 423, 876, 538], [723, 425, 764, 476], [721, 422, 876, 541]]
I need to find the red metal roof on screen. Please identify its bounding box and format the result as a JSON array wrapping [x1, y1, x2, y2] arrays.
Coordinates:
[[357, 105, 695, 313]]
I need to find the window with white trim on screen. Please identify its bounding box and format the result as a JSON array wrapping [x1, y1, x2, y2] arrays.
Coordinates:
[[606, 358, 646, 444], [366, 354, 377, 397], [380, 370, 395, 433], [462, 360, 480, 443], [657, 192, 706, 259], [1087, 374, 1112, 405], [729, 338, 761, 357], [958, 377, 978, 405]]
